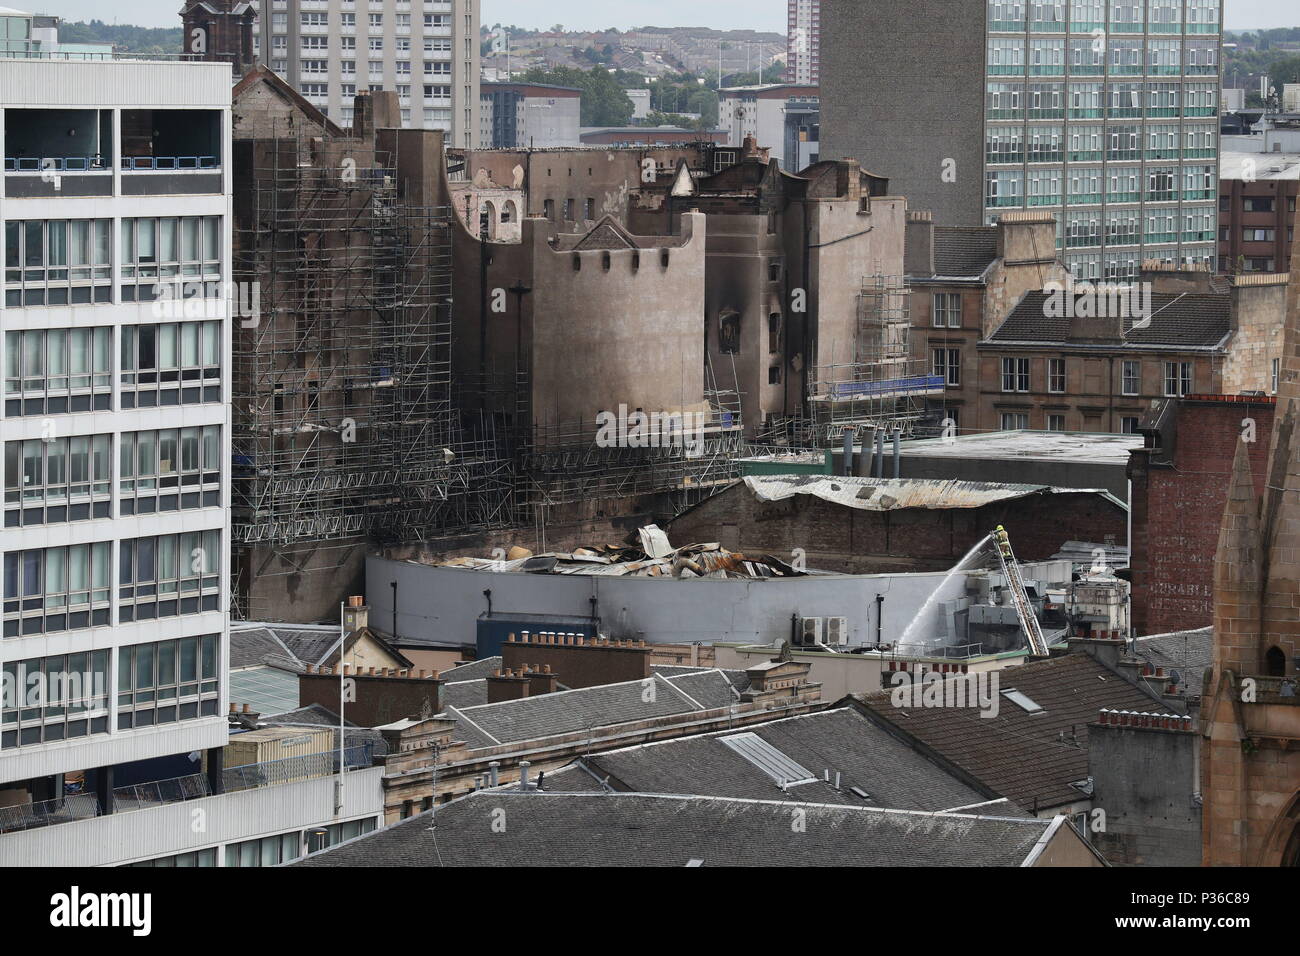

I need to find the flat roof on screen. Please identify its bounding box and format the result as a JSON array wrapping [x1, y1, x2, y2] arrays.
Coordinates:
[[1220, 149, 1300, 180], [895, 430, 1142, 466]]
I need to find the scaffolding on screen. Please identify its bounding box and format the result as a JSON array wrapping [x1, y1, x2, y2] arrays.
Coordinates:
[[515, 352, 746, 509], [760, 274, 944, 448], [231, 130, 514, 618]]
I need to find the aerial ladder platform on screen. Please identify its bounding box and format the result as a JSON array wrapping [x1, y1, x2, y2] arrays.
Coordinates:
[[992, 525, 1050, 658]]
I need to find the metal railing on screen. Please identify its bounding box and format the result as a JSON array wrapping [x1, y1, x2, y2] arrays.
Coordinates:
[[0, 793, 99, 834], [222, 744, 375, 794], [113, 772, 210, 810], [120, 156, 220, 171], [3, 156, 109, 172]]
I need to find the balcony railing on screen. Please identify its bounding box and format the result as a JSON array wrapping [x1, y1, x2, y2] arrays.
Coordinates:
[[121, 156, 220, 170], [223, 744, 374, 793], [0, 793, 99, 834], [0, 747, 373, 837], [113, 772, 210, 811]]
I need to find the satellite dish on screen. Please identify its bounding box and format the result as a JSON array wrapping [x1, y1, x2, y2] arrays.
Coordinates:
[[1169, 668, 1182, 686]]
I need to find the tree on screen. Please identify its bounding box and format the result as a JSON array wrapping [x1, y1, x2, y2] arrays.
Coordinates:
[[520, 66, 635, 127], [1271, 55, 1300, 90]]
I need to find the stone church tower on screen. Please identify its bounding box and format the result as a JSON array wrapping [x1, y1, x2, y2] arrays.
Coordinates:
[[1204, 207, 1300, 866]]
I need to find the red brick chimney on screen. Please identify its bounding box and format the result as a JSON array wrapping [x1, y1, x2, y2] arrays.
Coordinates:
[[486, 668, 532, 704], [520, 664, 559, 697], [501, 632, 650, 689]]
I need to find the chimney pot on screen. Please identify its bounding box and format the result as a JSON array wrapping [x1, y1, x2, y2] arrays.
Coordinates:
[[242, 703, 251, 714]]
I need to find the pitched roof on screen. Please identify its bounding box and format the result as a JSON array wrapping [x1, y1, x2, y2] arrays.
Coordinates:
[[855, 653, 1173, 812], [442, 657, 502, 682], [229, 622, 412, 672], [1135, 627, 1213, 700], [441, 672, 729, 748], [542, 708, 995, 811], [291, 791, 1089, 867], [232, 65, 344, 138], [988, 291, 1232, 349], [932, 226, 1000, 278]]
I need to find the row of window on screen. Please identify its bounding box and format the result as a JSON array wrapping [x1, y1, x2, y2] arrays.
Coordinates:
[[993, 356, 1193, 394], [997, 410, 1143, 433], [126, 817, 381, 867], [986, 124, 1216, 163], [0, 637, 219, 748], [987, 37, 1217, 75], [988, 0, 1220, 33], [2, 531, 221, 637], [117, 635, 220, 730], [4, 321, 223, 417], [265, 11, 449, 30], [3, 217, 222, 308], [927, 351, 1200, 396], [265, 33, 453, 53], [987, 82, 1216, 118], [1063, 207, 1215, 246], [1064, 247, 1215, 278], [1222, 195, 1298, 215], [219, 818, 379, 867], [985, 164, 1215, 206], [2, 426, 221, 527]]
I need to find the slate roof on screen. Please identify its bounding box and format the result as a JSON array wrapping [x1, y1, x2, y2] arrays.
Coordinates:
[[229, 623, 340, 672], [652, 665, 752, 697], [228, 626, 301, 671], [441, 671, 717, 749], [441, 679, 488, 710], [1135, 627, 1213, 700], [440, 671, 741, 749], [932, 226, 1000, 278], [988, 291, 1232, 349], [855, 652, 1173, 813], [541, 708, 995, 811], [442, 657, 502, 682], [290, 791, 1084, 867]]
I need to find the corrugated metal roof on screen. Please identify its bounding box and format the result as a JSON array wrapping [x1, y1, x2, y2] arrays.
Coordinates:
[[742, 474, 1107, 512]]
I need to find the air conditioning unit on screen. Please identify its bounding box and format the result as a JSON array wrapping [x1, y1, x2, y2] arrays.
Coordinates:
[[798, 616, 824, 646], [824, 616, 848, 646]]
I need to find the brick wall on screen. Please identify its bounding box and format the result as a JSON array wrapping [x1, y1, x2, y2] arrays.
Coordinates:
[[299, 669, 442, 727], [1129, 397, 1274, 635], [500, 634, 651, 689]]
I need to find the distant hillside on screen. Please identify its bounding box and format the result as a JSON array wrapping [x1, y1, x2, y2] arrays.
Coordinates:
[[55, 19, 183, 56]]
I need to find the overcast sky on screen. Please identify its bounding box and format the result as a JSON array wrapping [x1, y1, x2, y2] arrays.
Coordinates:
[[27, 0, 1300, 34]]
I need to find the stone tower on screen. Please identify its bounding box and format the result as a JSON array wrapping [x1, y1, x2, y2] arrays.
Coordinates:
[[180, 1, 256, 78], [1203, 202, 1300, 866]]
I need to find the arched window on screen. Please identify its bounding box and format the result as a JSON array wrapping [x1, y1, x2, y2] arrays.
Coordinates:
[[501, 200, 516, 224], [1266, 646, 1286, 677], [601, 251, 611, 271]]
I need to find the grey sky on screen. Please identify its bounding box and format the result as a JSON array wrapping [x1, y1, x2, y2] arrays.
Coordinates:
[[22, 0, 1300, 34]]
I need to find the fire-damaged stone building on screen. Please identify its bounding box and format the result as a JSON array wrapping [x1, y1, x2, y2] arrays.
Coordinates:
[[667, 475, 1127, 575]]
